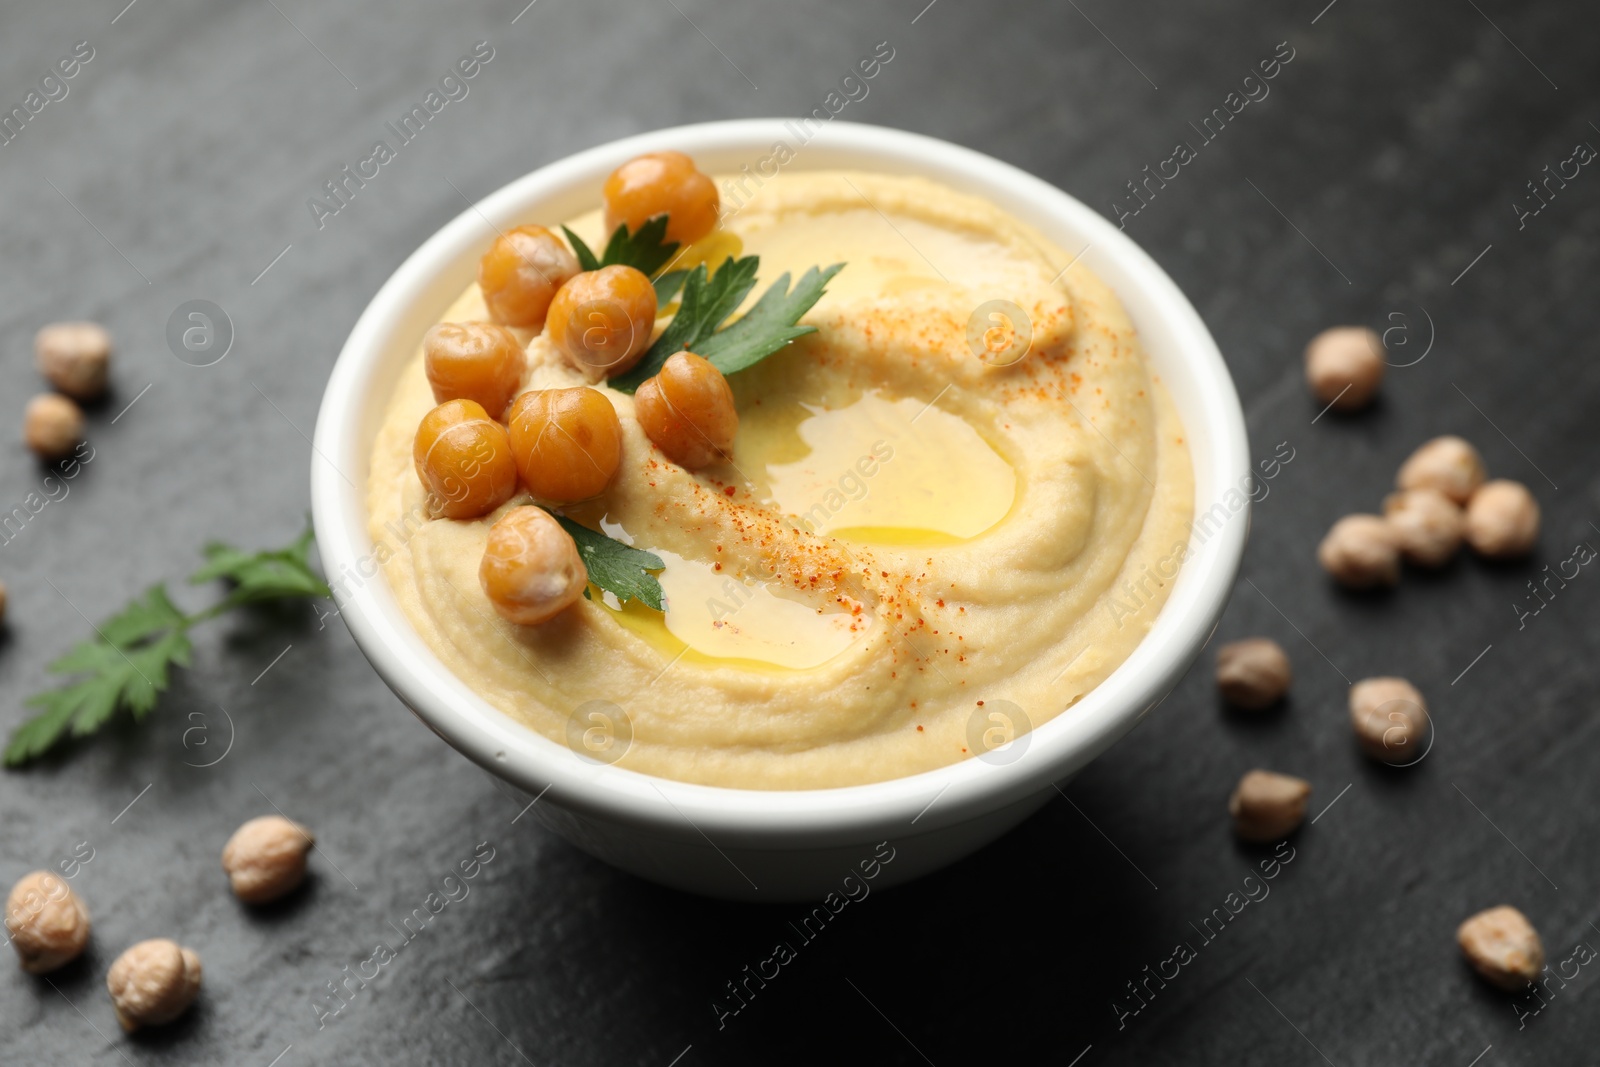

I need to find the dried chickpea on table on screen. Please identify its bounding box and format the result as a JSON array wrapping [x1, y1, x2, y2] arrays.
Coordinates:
[[4, 321, 110, 626], [1318, 435, 1540, 587], [20, 320, 111, 461], [4, 871, 91, 974], [1304, 326, 1385, 412], [1205, 328, 1559, 1001], [4, 807, 318, 1031], [2, 323, 116, 983], [1214, 637, 1292, 710]]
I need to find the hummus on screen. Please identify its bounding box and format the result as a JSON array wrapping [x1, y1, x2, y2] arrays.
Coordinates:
[[367, 171, 1193, 789]]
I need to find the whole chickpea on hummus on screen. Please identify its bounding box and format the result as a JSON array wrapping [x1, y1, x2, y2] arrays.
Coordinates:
[[368, 156, 1194, 789]]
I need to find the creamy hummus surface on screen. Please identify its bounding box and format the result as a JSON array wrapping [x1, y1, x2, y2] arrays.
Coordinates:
[[367, 171, 1193, 789]]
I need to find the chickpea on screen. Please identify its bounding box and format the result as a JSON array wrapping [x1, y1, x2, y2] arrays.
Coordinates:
[[1349, 676, 1430, 764], [1396, 435, 1484, 505], [506, 388, 622, 503], [1464, 479, 1539, 559], [545, 266, 658, 380], [413, 400, 519, 520], [1228, 770, 1311, 843], [1382, 488, 1464, 567], [222, 815, 314, 904], [36, 321, 112, 401], [1317, 514, 1401, 589], [479, 506, 588, 625], [603, 150, 720, 246], [1304, 326, 1384, 412], [106, 938, 202, 1032], [634, 351, 738, 470], [1458, 906, 1543, 992], [5, 870, 90, 974], [478, 225, 581, 329], [0, 578, 7, 626], [23, 393, 84, 461], [424, 322, 525, 420], [1215, 638, 1291, 710]]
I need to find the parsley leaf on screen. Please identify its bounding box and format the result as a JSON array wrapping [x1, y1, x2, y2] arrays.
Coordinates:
[[562, 217, 680, 278], [654, 269, 689, 308], [609, 257, 842, 392], [4, 525, 331, 768], [190, 521, 331, 610], [92, 584, 191, 648], [564, 225, 602, 272], [4, 586, 194, 766], [562, 213, 844, 389], [551, 513, 665, 612], [695, 263, 845, 376], [608, 255, 763, 393]]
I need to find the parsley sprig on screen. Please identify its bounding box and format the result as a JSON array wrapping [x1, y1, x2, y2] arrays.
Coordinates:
[[563, 217, 680, 279], [611, 257, 844, 393], [191, 530, 334, 610], [560, 220, 844, 368], [4, 523, 330, 767], [551, 513, 665, 612], [694, 262, 845, 376]]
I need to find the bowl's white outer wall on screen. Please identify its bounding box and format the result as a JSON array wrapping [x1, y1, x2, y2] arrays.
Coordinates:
[[311, 120, 1249, 900]]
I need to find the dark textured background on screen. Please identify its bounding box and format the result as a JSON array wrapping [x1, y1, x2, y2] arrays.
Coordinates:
[[2, 1, 1596, 1063]]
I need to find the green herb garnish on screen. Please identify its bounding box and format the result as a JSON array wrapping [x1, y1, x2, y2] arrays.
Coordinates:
[[610, 256, 843, 393], [653, 269, 689, 308], [694, 263, 846, 376], [4, 523, 330, 767], [563, 217, 680, 278], [190, 525, 333, 609], [551, 513, 665, 612]]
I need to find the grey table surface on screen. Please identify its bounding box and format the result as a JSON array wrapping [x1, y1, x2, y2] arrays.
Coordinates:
[[2, 0, 1597, 1064]]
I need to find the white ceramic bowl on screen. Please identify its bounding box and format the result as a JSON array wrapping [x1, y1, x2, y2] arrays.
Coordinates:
[[311, 119, 1249, 901]]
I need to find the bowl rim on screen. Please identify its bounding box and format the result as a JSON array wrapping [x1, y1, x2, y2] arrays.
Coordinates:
[[311, 118, 1249, 846]]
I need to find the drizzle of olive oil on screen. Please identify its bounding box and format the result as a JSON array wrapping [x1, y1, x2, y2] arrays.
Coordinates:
[[658, 232, 745, 316], [740, 391, 1015, 544], [598, 548, 864, 671], [584, 375, 1014, 670]]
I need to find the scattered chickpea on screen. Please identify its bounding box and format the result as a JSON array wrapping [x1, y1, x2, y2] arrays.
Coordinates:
[[222, 815, 314, 904], [478, 225, 581, 329], [1464, 479, 1539, 560], [106, 938, 202, 1032], [5, 870, 91, 974], [1382, 488, 1464, 568], [633, 351, 738, 470], [545, 265, 658, 380], [413, 399, 520, 520], [35, 321, 112, 401], [1215, 638, 1292, 710], [1317, 514, 1401, 589], [1349, 676, 1430, 765], [603, 151, 721, 246], [480, 506, 588, 626], [1228, 770, 1312, 843], [423, 321, 525, 420], [506, 387, 622, 503], [1304, 326, 1384, 412], [23, 393, 84, 462], [1457, 906, 1544, 992], [1396, 435, 1485, 505]]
